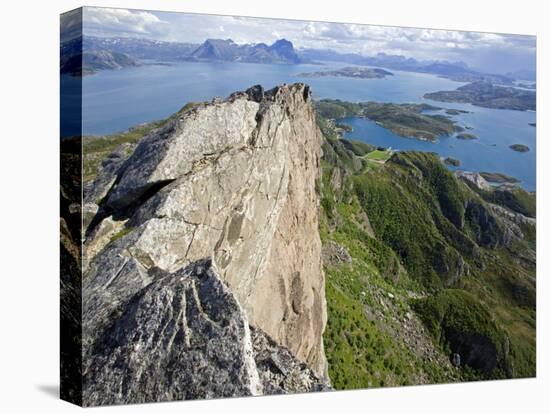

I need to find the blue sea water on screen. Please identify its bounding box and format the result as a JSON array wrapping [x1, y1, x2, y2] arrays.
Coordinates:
[[340, 105, 536, 191], [69, 61, 536, 190]]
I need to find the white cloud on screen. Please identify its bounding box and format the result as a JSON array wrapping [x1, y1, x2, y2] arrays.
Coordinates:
[[83, 7, 168, 37], [81, 7, 535, 73]]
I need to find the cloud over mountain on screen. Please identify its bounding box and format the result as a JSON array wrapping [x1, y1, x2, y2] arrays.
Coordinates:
[[80, 7, 535, 74]]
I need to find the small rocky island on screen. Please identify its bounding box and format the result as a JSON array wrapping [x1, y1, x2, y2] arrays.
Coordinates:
[[424, 81, 536, 111], [456, 133, 478, 140], [335, 122, 353, 132], [480, 172, 520, 184], [315, 99, 462, 142], [509, 144, 530, 152], [298, 66, 393, 79], [443, 157, 461, 166], [445, 108, 470, 115]]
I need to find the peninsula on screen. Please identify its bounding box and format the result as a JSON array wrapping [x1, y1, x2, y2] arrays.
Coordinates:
[[315, 99, 462, 142], [297, 66, 393, 79], [424, 81, 536, 111]]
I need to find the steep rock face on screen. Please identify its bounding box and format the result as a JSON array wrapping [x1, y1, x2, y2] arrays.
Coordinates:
[[84, 83, 327, 396], [84, 259, 328, 406], [465, 199, 512, 248], [251, 327, 331, 394], [455, 170, 491, 191], [84, 259, 262, 405], [84, 142, 136, 206]]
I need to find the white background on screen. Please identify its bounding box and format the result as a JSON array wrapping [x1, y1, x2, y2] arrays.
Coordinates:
[[1, 0, 547, 412]]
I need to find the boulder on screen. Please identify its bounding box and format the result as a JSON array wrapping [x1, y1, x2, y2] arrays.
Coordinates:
[[451, 353, 461, 367], [455, 171, 491, 191], [322, 241, 352, 267]]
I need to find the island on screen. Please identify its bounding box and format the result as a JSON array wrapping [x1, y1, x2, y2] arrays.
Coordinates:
[[443, 157, 461, 166], [61, 50, 139, 76], [480, 172, 520, 184], [424, 81, 536, 111], [509, 144, 530, 152], [297, 66, 393, 79], [455, 133, 477, 140], [335, 122, 353, 132], [445, 109, 470, 115], [315, 99, 463, 142], [528, 123, 536, 127]]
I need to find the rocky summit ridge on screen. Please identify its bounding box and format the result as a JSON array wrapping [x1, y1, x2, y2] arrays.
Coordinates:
[[82, 83, 329, 405]]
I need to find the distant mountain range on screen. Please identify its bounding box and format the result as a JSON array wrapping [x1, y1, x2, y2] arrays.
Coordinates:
[[190, 38, 302, 64], [61, 36, 305, 75], [299, 49, 516, 84], [61, 37, 140, 75], [60, 35, 533, 85], [84, 36, 198, 61]]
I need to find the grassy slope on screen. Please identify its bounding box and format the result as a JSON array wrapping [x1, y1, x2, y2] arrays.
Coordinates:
[[320, 166, 453, 388], [317, 112, 536, 387]]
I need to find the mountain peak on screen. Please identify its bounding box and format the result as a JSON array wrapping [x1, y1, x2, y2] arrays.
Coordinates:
[[271, 38, 293, 47], [190, 37, 301, 64], [268, 39, 300, 63], [81, 83, 327, 404]]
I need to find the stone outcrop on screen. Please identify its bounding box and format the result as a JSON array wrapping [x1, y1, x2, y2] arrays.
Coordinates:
[[465, 199, 513, 248], [82, 83, 328, 404], [84, 259, 262, 405], [83, 259, 328, 406], [322, 241, 352, 267], [455, 170, 491, 191], [84, 142, 136, 206], [251, 327, 331, 394]]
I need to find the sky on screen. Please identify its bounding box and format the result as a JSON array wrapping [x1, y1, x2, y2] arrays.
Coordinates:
[[66, 7, 536, 74]]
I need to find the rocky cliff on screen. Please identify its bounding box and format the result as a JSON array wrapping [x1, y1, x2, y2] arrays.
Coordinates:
[[82, 83, 328, 405]]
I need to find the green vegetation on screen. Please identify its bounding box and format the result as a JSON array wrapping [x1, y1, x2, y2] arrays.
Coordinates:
[[456, 133, 477, 140], [445, 109, 470, 115], [109, 226, 135, 243], [471, 186, 536, 218], [320, 159, 450, 387], [365, 149, 392, 162], [351, 153, 472, 287], [479, 172, 520, 184], [335, 122, 353, 132], [316, 108, 536, 386], [340, 139, 374, 157], [444, 157, 461, 167], [298, 66, 393, 79], [315, 99, 363, 119], [413, 289, 511, 378], [424, 81, 536, 111], [325, 272, 424, 388], [315, 99, 462, 142], [509, 144, 530, 153]]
